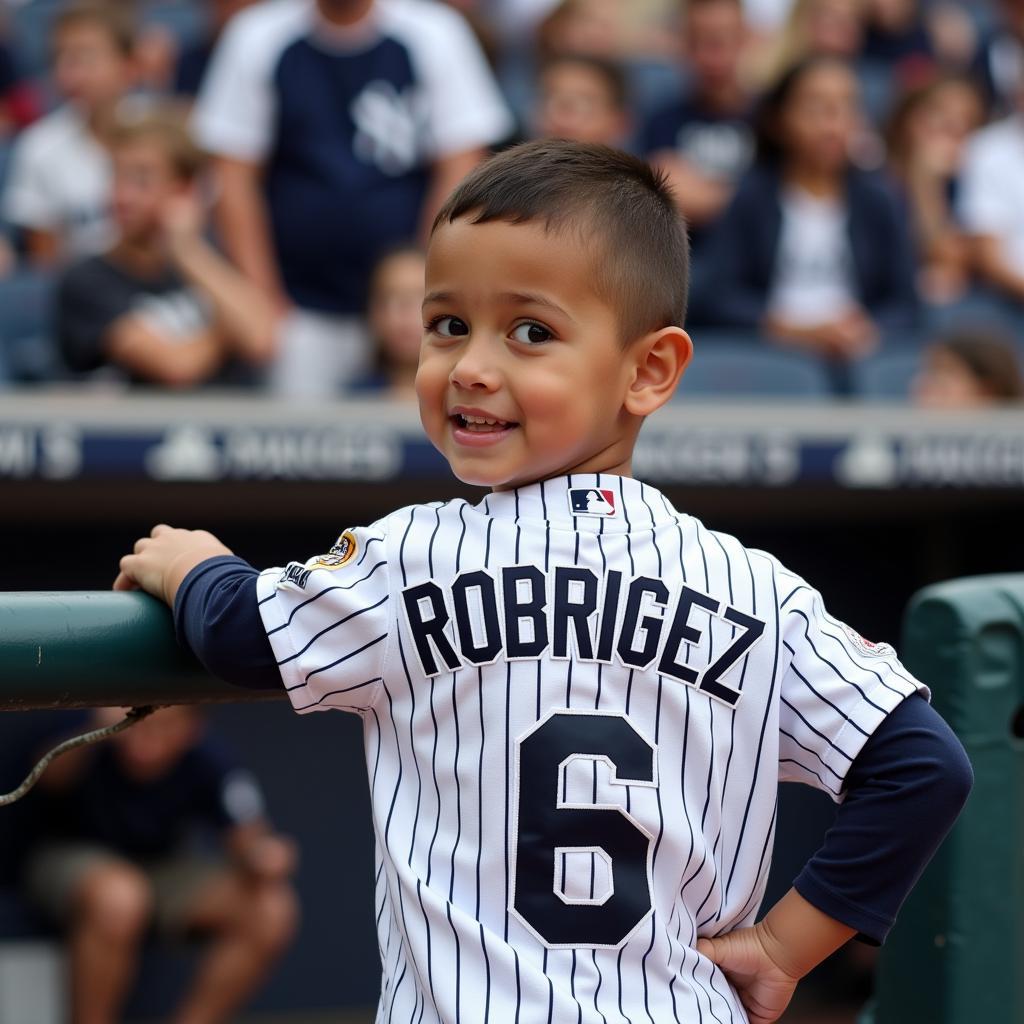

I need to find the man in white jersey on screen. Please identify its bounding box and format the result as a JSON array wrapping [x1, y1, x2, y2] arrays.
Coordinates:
[[117, 140, 972, 1024]]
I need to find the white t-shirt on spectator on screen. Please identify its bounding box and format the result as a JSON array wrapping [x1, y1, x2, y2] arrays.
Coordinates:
[[2, 105, 115, 257], [193, 0, 513, 165], [958, 114, 1024, 274], [767, 185, 856, 326], [743, 0, 796, 33]]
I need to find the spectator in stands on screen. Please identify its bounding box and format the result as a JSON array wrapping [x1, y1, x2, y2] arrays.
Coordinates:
[[886, 74, 984, 304], [754, 0, 865, 87], [861, 0, 932, 68], [972, 0, 1024, 117], [693, 55, 919, 359], [957, 64, 1024, 310], [642, 0, 754, 245], [535, 0, 680, 62], [533, 54, 630, 146], [2, 2, 139, 267], [912, 327, 1024, 406], [23, 705, 297, 1024], [193, 0, 512, 399], [56, 110, 276, 387], [359, 244, 424, 398], [173, 0, 259, 98]]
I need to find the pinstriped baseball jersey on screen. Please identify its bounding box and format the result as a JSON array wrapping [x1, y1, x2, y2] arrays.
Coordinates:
[[255, 473, 926, 1024]]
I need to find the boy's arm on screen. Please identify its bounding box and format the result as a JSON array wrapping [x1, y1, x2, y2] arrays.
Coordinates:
[[117, 527, 282, 689], [701, 694, 972, 1023]]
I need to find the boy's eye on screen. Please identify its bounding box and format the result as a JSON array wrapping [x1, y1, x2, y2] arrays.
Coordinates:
[[431, 316, 469, 338], [511, 322, 553, 345]]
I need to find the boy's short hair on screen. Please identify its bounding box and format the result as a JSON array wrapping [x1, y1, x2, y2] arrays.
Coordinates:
[[53, 1, 137, 56], [111, 107, 205, 182], [540, 54, 629, 111], [433, 140, 689, 342]]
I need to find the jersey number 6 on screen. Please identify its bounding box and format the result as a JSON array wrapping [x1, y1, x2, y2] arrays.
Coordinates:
[[511, 710, 656, 948]]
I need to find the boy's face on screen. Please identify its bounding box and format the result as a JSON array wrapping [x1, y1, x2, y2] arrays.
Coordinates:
[[536, 63, 626, 146], [53, 21, 133, 110], [111, 138, 187, 241], [417, 217, 644, 492]]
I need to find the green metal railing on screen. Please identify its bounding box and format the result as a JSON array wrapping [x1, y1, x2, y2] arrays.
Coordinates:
[[0, 591, 283, 711]]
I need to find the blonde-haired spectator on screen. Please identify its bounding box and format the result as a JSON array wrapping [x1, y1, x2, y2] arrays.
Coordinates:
[[56, 109, 276, 387]]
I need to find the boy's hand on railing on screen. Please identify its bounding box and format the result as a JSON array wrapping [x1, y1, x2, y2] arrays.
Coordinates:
[[115, 524, 233, 607]]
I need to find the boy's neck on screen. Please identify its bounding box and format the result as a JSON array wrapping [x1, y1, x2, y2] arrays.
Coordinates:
[[490, 456, 634, 494]]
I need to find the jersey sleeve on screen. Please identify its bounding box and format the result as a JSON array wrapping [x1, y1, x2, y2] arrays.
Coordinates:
[[255, 522, 391, 713], [191, 6, 281, 161], [407, 3, 514, 158], [777, 576, 929, 801]]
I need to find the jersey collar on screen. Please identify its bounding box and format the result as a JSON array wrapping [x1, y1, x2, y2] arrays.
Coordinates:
[[477, 474, 677, 534]]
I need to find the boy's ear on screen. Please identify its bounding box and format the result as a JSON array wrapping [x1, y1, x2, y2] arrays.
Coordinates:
[[623, 326, 692, 417]]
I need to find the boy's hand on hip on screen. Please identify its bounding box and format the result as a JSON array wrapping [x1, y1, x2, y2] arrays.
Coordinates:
[[696, 922, 801, 1024], [115, 525, 233, 607]]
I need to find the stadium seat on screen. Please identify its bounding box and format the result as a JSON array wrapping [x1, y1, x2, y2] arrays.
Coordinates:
[[677, 339, 832, 398], [0, 270, 63, 383], [852, 350, 922, 400]]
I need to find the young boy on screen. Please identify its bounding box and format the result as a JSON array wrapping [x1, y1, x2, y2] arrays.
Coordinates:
[[56, 109, 276, 386], [2, 1, 138, 265], [23, 705, 297, 1024], [116, 140, 972, 1024]]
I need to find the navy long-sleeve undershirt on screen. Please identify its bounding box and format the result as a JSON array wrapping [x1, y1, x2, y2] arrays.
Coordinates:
[[174, 555, 973, 944]]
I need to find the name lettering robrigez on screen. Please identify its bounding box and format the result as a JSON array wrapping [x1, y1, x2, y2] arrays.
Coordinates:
[[401, 566, 766, 707]]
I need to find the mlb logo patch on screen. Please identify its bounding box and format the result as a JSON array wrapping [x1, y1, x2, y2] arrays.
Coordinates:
[[568, 488, 617, 517]]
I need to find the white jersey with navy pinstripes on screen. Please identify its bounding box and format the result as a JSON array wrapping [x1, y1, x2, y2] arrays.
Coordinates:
[[255, 473, 926, 1024]]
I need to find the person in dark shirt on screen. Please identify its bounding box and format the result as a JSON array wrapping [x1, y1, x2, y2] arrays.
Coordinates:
[[56, 107, 276, 387], [23, 705, 297, 1024], [173, 0, 260, 98], [642, 0, 754, 244], [192, 0, 512, 398]]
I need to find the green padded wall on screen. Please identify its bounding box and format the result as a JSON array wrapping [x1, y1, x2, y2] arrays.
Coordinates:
[[0, 592, 283, 710], [873, 574, 1024, 1023]]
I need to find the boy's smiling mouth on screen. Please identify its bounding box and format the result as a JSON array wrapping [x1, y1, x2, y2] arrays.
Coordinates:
[[449, 406, 519, 444]]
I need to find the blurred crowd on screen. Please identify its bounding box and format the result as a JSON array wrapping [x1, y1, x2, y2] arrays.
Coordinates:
[[0, 0, 1020, 403]]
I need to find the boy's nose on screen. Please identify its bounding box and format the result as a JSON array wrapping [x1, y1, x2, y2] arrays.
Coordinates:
[[448, 338, 499, 391]]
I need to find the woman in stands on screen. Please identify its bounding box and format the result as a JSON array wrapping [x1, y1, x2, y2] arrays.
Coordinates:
[[692, 54, 919, 363]]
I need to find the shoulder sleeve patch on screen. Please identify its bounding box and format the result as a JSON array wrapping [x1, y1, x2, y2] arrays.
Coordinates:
[[305, 529, 358, 572], [840, 621, 895, 659]]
